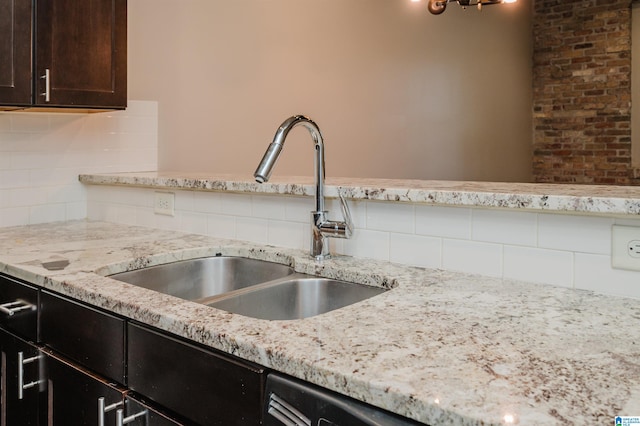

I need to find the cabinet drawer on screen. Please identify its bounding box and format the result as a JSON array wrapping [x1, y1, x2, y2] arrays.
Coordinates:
[[128, 323, 266, 426], [40, 290, 125, 384], [0, 274, 38, 341], [46, 351, 126, 426]]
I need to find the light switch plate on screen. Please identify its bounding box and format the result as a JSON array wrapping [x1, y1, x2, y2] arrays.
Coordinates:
[[154, 192, 175, 216], [611, 225, 640, 271]]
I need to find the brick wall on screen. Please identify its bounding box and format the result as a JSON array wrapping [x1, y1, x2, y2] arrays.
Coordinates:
[[532, 0, 637, 184]]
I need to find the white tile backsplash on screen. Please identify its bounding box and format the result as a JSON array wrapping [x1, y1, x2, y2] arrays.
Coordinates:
[[206, 214, 236, 239], [442, 238, 503, 277], [472, 209, 537, 246], [503, 246, 574, 287], [284, 196, 313, 223], [65, 201, 87, 221], [538, 214, 614, 255], [85, 184, 640, 299], [0, 190, 8, 208], [251, 195, 286, 220], [0, 170, 30, 189], [220, 193, 253, 216], [366, 201, 414, 234], [237, 216, 269, 244], [30, 203, 66, 224], [1, 207, 29, 227], [267, 220, 304, 249], [179, 211, 208, 235], [0, 101, 158, 227], [341, 228, 390, 261], [415, 205, 472, 239], [574, 253, 640, 298], [193, 192, 222, 214], [390, 233, 441, 269], [174, 190, 195, 212]]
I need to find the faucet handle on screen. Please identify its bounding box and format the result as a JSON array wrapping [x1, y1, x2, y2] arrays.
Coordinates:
[[338, 191, 354, 238], [316, 191, 353, 240]]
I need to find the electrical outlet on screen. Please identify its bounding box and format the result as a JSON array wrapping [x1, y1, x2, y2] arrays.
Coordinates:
[[611, 225, 640, 271], [154, 192, 175, 216]]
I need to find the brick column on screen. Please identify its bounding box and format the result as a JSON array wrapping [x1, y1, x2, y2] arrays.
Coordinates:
[[532, 0, 636, 185]]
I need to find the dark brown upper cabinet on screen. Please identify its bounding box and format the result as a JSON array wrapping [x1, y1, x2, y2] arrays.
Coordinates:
[[0, 0, 33, 106], [0, 0, 127, 111]]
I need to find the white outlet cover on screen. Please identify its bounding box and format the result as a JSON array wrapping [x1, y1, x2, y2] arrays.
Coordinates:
[[611, 225, 640, 272], [154, 192, 175, 216]]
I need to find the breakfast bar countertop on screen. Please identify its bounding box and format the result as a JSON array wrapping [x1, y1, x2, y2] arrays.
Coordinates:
[[0, 220, 639, 425], [79, 171, 640, 216]]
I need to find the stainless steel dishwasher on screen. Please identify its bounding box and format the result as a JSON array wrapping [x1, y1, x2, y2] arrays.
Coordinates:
[[263, 373, 425, 426]]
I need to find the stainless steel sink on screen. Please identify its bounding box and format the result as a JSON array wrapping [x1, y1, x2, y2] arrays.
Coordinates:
[[109, 257, 294, 301], [207, 278, 386, 320], [109, 256, 387, 320]]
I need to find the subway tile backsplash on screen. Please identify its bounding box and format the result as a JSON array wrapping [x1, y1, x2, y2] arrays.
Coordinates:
[[0, 101, 158, 227], [86, 185, 640, 299]]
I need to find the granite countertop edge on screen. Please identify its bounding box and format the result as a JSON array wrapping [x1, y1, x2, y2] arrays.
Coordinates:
[[79, 171, 640, 216]]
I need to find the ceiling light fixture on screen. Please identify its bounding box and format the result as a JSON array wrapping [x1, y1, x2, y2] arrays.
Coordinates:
[[426, 0, 517, 15]]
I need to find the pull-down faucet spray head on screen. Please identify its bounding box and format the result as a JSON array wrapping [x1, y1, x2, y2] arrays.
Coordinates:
[[254, 142, 283, 184]]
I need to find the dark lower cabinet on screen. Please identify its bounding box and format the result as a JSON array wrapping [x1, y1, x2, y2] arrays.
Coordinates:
[[46, 352, 124, 425], [40, 290, 126, 385], [0, 329, 46, 426], [0, 278, 189, 426], [45, 351, 186, 426], [0, 278, 267, 425], [0, 275, 43, 426], [0, 330, 189, 426], [0, 328, 45, 426], [128, 322, 267, 426]]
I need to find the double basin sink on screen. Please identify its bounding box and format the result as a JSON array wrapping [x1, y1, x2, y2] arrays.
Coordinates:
[[109, 257, 386, 320]]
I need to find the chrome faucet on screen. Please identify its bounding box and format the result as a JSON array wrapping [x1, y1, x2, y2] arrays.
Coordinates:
[[254, 115, 353, 260]]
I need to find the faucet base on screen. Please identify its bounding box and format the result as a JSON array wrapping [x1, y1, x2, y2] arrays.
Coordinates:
[[311, 210, 331, 260]]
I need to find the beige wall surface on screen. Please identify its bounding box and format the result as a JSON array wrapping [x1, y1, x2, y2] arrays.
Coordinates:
[[127, 0, 532, 181]]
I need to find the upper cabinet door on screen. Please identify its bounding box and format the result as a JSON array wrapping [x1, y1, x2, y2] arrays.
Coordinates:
[[35, 0, 127, 109], [0, 0, 32, 106]]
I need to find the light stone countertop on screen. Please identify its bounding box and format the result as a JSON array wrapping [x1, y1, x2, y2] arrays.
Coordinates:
[[79, 171, 640, 216], [0, 220, 638, 425]]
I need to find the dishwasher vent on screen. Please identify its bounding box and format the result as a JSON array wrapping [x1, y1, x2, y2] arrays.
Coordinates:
[[267, 393, 312, 426]]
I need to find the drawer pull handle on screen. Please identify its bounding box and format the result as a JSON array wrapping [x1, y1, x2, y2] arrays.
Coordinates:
[[0, 300, 35, 317], [18, 352, 43, 400], [116, 408, 147, 426], [98, 397, 123, 426], [40, 68, 51, 102]]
